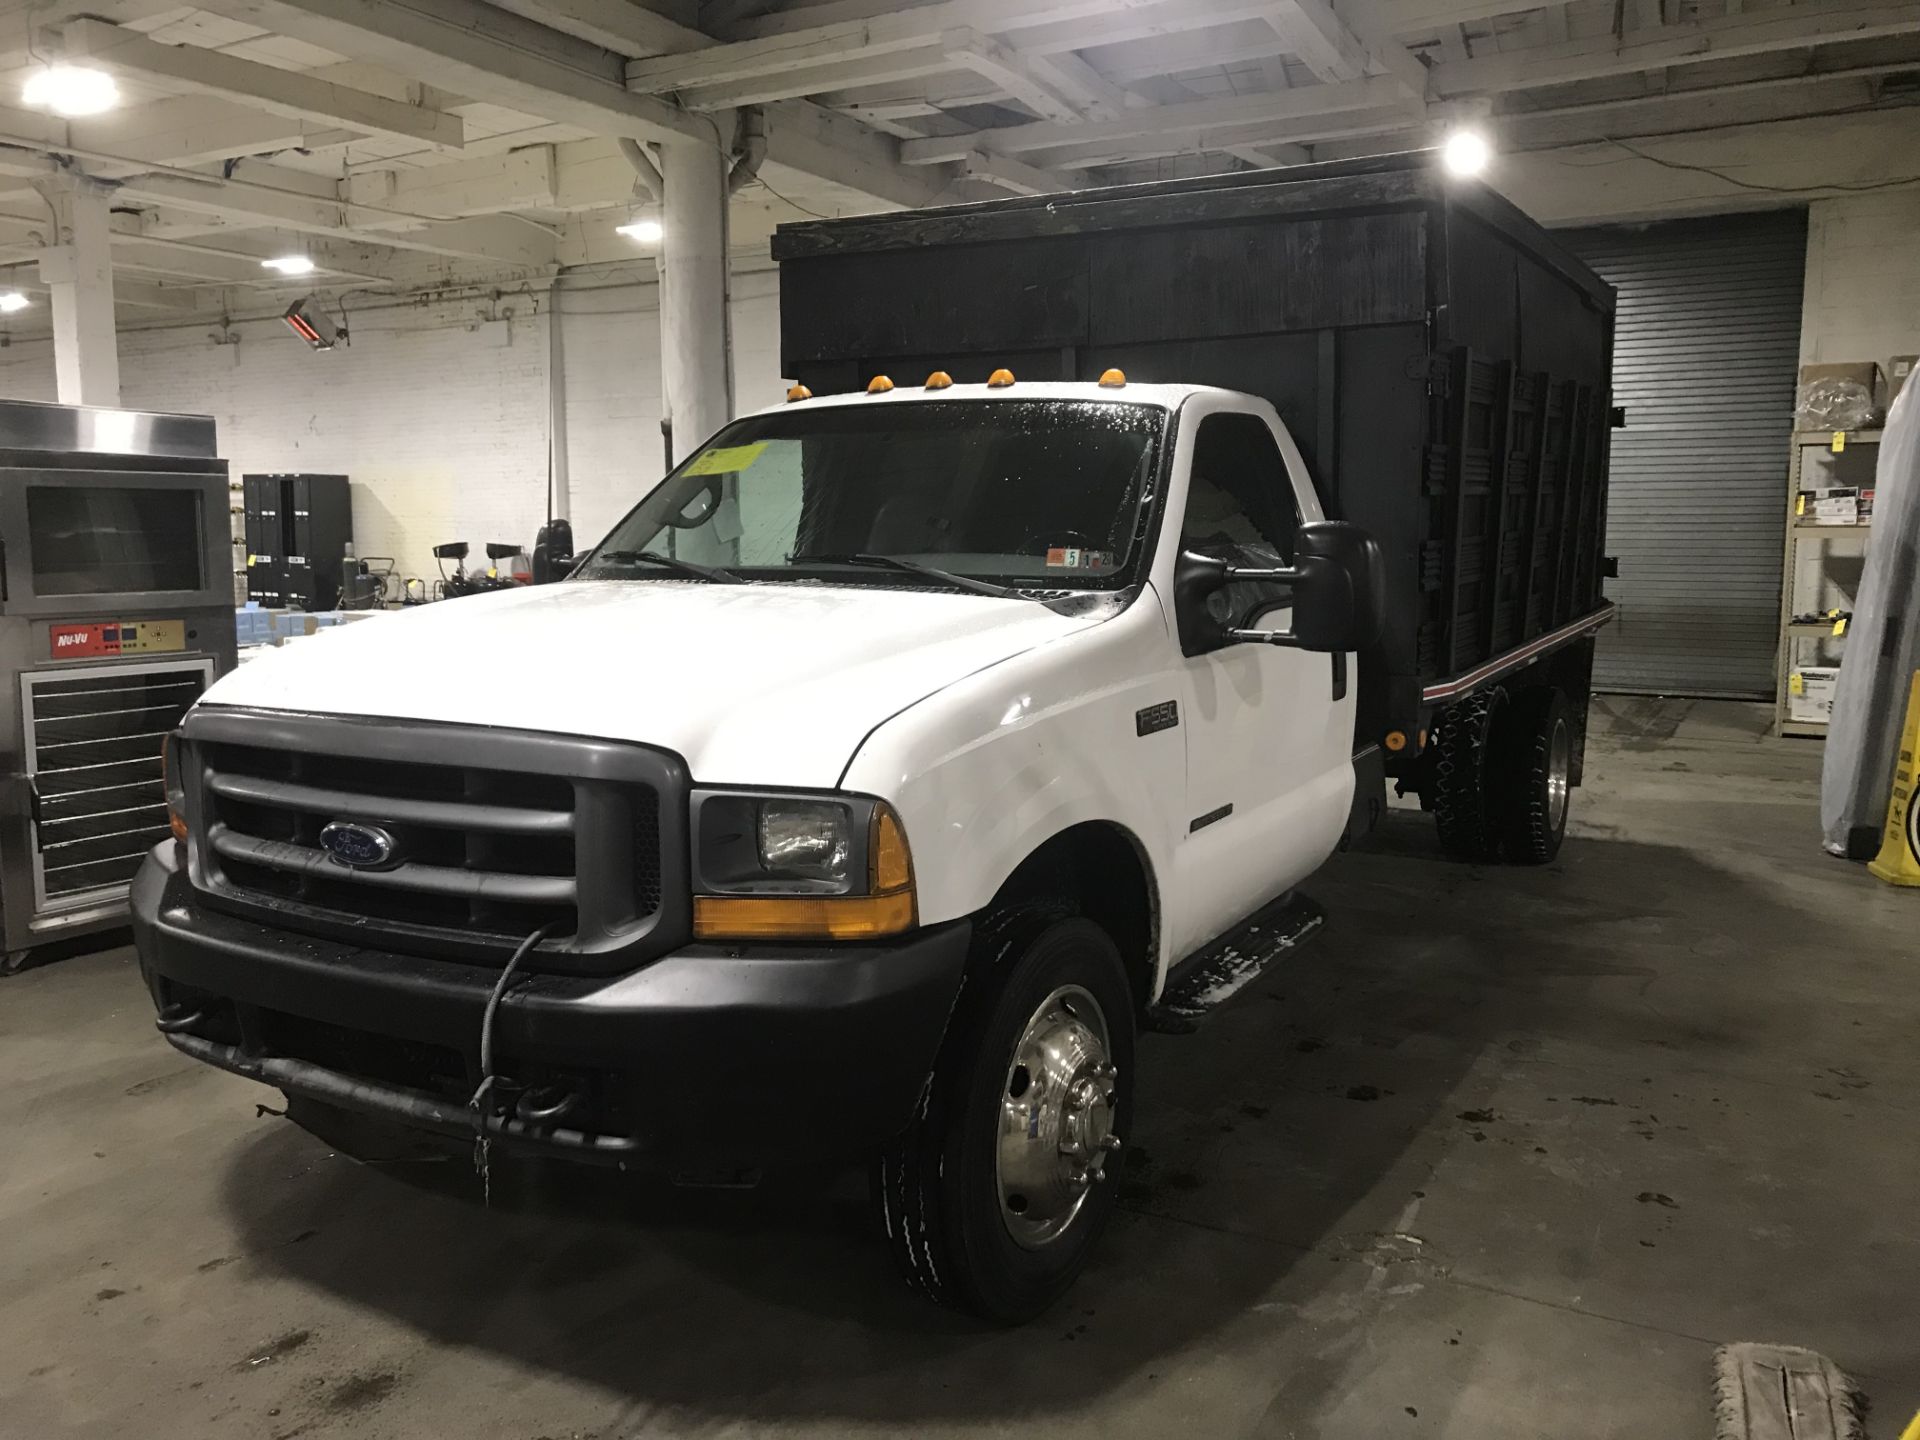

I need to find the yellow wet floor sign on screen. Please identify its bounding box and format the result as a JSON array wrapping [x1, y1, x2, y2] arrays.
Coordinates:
[[1869, 672, 1920, 887]]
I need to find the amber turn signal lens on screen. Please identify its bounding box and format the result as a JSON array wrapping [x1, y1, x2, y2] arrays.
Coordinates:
[[871, 803, 913, 895], [867, 375, 895, 394], [693, 891, 916, 941], [987, 368, 1015, 388], [161, 732, 188, 842]]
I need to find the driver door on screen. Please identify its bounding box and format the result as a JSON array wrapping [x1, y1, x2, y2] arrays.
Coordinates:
[[1168, 404, 1356, 958]]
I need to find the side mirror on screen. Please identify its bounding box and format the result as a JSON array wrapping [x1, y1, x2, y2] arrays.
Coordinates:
[[1177, 520, 1385, 654]]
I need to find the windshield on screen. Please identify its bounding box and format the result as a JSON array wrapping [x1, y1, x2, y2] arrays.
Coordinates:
[[575, 399, 1166, 590]]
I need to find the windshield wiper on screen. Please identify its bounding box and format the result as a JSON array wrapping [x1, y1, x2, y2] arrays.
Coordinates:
[[785, 551, 1032, 601], [589, 549, 742, 583]]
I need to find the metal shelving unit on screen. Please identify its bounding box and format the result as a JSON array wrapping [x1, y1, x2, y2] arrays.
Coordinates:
[[1775, 429, 1879, 738]]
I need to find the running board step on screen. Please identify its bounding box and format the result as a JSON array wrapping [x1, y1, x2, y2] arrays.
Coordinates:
[[1145, 892, 1325, 1034]]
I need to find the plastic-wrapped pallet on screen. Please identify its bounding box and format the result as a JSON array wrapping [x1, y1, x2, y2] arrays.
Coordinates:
[[1823, 373, 1920, 857]]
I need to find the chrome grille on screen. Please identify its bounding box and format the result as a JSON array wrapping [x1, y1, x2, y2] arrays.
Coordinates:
[[181, 709, 686, 970], [24, 662, 210, 908]]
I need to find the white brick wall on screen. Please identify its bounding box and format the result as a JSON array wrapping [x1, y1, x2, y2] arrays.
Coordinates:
[[0, 270, 791, 589]]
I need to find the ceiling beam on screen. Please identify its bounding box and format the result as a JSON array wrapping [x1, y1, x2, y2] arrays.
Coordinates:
[[955, 150, 1087, 195], [943, 28, 1088, 123], [106, 222, 392, 283], [346, 146, 559, 221], [1429, 0, 1920, 97], [1267, 0, 1367, 83], [679, 43, 954, 109], [61, 19, 466, 149], [201, 0, 711, 142], [108, 168, 561, 266], [486, 0, 705, 56], [0, 267, 201, 312], [1022, 102, 1414, 167], [627, 0, 1274, 91], [78, 96, 361, 166], [202, 0, 946, 209], [899, 74, 1412, 163]]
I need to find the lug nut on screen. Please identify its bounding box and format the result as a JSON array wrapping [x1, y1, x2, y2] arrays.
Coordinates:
[[1101, 1133, 1123, 1151]]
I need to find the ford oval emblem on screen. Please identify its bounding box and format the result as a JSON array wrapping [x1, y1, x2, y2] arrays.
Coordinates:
[[318, 820, 399, 870]]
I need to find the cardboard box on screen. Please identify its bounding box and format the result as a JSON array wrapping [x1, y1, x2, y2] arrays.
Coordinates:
[[1796, 361, 1885, 430], [1798, 361, 1884, 395], [1788, 666, 1840, 724], [1889, 355, 1917, 404], [1796, 486, 1872, 525]]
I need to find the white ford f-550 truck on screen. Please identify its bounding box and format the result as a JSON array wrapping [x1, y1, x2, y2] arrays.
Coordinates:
[[135, 156, 1617, 1322]]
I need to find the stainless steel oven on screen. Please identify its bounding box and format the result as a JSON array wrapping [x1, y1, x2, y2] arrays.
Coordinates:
[[0, 399, 236, 965]]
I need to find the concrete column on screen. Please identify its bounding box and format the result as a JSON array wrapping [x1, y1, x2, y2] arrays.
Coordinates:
[[34, 176, 120, 408], [659, 127, 733, 465]]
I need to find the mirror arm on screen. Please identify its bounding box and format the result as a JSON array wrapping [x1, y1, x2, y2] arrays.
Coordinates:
[[1225, 626, 1302, 648], [1221, 563, 1303, 585]]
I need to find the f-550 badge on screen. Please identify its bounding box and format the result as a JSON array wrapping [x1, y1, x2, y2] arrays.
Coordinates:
[[1135, 701, 1179, 737]]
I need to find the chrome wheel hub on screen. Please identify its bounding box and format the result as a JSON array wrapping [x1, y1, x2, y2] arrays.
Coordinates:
[[996, 984, 1120, 1250], [1547, 717, 1572, 833]]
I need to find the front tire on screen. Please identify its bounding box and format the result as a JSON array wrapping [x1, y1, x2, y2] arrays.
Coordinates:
[[875, 915, 1135, 1324]]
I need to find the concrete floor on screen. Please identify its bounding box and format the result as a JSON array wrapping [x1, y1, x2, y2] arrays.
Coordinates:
[[6, 697, 1918, 1439]]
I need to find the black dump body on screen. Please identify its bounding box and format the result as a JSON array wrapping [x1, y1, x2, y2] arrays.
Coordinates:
[[771, 151, 1616, 747]]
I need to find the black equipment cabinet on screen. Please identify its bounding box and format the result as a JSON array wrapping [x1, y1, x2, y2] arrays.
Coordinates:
[[770, 152, 1617, 760], [243, 473, 352, 610]]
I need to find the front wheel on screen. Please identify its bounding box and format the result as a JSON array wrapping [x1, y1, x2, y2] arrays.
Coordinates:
[[875, 916, 1135, 1323]]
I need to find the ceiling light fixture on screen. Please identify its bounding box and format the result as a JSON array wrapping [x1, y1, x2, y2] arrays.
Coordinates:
[[261, 255, 316, 276], [616, 219, 664, 246], [22, 63, 119, 118], [0, 291, 29, 313], [1442, 128, 1492, 178]]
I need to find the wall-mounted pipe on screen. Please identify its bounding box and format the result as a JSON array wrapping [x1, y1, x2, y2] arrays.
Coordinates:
[[617, 137, 664, 204], [727, 107, 767, 197]]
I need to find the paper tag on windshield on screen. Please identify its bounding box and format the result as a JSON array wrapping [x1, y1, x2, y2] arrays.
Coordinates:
[[1046, 547, 1083, 568], [684, 443, 767, 476]]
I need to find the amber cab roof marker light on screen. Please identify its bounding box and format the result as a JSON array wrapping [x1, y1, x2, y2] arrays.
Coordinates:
[[1099, 368, 1127, 388], [987, 368, 1016, 388], [786, 383, 812, 402], [925, 371, 954, 390], [867, 375, 895, 394]]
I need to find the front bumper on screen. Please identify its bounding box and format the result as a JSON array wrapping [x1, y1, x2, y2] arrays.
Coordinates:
[[131, 844, 970, 1170]]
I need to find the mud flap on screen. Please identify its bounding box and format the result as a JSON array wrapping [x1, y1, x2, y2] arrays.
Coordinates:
[[1144, 892, 1325, 1034]]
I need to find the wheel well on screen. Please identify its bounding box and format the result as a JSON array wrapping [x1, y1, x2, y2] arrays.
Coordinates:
[[988, 822, 1158, 1012]]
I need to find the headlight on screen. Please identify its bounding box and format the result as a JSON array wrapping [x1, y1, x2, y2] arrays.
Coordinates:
[[691, 790, 915, 941], [758, 800, 852, 883]]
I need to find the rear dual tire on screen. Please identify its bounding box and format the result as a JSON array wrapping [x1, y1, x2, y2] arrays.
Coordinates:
[[1431, 685, 1574, 865]]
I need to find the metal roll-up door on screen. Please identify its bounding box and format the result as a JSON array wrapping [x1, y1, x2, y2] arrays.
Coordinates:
[[1561, 210, 1807, 697]]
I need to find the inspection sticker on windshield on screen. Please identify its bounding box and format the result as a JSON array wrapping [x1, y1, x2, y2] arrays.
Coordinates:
[[1047, 547, 1112, 570], [684, 442, 767, 476]]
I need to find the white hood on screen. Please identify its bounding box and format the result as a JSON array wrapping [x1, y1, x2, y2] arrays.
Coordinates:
[[204, 580, 1114, 787]]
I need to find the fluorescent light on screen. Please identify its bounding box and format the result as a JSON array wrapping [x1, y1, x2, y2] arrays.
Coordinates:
[[616, 219, 664, 245], [261, 255, 316, 276], [0, 291, 28, 313], [22, 64, 119, 118], [1442, 129, 1491, 177]]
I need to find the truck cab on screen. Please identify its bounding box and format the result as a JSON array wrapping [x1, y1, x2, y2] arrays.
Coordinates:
[[136, 376, 1388, 1323]]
